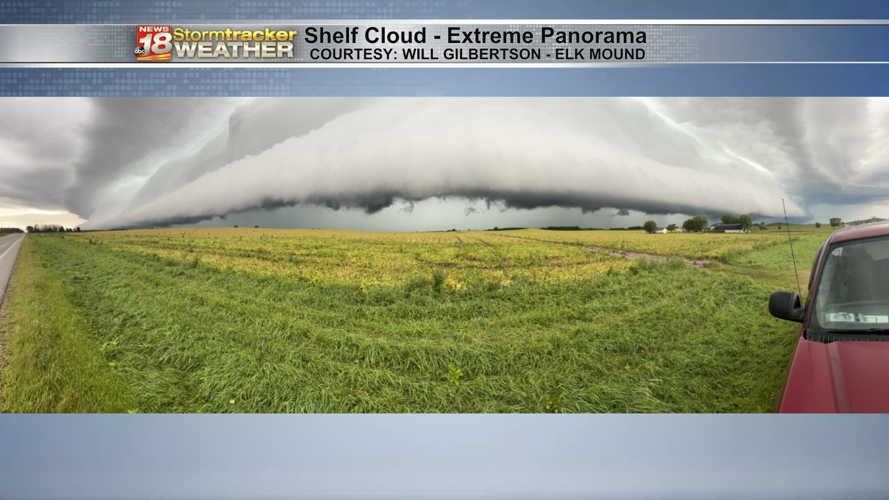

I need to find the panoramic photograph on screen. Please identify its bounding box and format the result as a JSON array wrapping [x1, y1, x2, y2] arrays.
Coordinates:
[[1, 96, 887, 413]]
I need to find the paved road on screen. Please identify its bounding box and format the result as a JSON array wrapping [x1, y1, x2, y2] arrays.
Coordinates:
[[0, 233, 24, 305]]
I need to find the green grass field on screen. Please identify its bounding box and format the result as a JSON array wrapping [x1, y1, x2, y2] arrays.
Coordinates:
[[0, 227, 833, 413]]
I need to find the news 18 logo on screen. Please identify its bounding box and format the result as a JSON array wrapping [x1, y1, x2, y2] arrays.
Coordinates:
[[135, 26, 172, 61]]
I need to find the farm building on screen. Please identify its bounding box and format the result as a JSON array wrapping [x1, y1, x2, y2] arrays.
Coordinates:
[[652, 227, 668, 234], [710, 223, 746, 233]]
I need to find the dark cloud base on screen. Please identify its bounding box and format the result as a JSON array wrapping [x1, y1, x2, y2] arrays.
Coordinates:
[[103, 190, 800, 230]]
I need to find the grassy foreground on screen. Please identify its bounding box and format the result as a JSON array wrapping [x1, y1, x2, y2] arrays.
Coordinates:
[[0, 227, 829, 413], [0, 238, 136, 412]]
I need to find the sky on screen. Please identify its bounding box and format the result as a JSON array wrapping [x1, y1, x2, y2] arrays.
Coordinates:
[[2, 97, 889, 232]]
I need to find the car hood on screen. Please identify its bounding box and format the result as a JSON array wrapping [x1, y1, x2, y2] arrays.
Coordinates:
[[782, 339, 889, 413]]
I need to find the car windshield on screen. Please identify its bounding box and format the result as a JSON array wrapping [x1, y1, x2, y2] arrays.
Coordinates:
[[810, 234, 889, 333]]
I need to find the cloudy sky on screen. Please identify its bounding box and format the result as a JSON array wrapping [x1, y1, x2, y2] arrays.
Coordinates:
[[2, 97, 888, 231]]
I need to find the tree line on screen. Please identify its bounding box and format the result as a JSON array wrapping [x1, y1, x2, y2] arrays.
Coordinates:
[[26, 224, 80, 233], [643, 214, 755, 234], [642, 213, 847, 234]]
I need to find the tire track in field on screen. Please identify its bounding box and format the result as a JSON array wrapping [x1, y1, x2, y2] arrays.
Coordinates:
[[39, 237, 699, 402], [470, 234, 519, 270], [485, 232, 713, 269]]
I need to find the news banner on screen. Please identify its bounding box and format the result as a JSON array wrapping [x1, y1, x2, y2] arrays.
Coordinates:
[[135, 25, 648, 62], [5, 21, 889, 67], [0, 23, 664, 64]]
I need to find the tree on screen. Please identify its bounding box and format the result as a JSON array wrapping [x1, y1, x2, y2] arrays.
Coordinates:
[[682, 216, 709, 233], [739, 214, 753, 232], [28, 224, 67, 233], [758, 222, 767, 231], [815, 222, 822, 228], [830, 217, 842, 227], [666, 223, 677, 232], [26, 225, 34, 233], [721, 214, 740, 224], [643, 220, 658, 234]]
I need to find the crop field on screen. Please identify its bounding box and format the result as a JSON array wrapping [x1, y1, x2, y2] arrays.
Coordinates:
[[76, 229, 637, 288], [0, 227, 833, 413], [497, 227, 822, 261]]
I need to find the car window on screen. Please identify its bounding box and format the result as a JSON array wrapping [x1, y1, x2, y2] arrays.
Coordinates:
[[808, 240, 826, 290], [810, 235, 889, 332]]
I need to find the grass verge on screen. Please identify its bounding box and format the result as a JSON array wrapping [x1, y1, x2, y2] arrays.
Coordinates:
[[0, 279, 9, 410], [1, 238, 136, 413]]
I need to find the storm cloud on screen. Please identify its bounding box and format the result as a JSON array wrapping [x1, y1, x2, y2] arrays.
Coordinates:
[[0, 98, 87, 211], [64, 97, 244, 217], [5, 97, 889, 230]]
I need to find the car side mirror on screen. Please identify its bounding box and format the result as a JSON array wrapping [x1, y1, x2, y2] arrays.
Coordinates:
[[769, 291, 804, 323]]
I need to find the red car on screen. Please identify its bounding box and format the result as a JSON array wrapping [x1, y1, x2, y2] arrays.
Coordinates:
[[770, 220, 889, 412]]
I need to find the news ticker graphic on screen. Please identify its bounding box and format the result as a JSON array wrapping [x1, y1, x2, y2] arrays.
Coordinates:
[[126, 25, 653, 62], [0, 23, 668, 65], [1, 22, 889, 66], [135, 26, 173, 61], [135, 26, 304, 61]]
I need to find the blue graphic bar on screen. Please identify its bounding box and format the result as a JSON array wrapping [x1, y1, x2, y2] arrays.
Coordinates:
[[2, 414, 888, 498], [1, 65, 888, 97], [5, 0, 889, 23]]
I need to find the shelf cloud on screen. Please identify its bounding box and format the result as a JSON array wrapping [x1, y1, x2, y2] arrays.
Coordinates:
[[5, 96, 886, 230]]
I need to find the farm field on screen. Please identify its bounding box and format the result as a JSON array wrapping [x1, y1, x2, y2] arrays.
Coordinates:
[[0, 227, 833, 413]]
